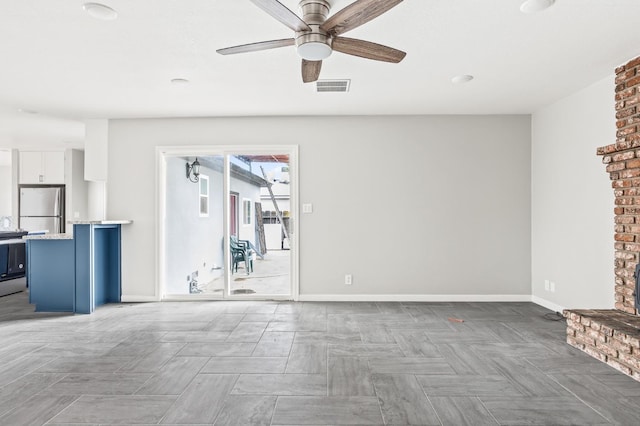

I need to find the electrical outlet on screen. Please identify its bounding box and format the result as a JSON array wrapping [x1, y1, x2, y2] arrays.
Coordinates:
[[544, 279, 550, 291], [303, 203, 313, 214], [345, 274, 352, 285], [550, 281, 556, 293]]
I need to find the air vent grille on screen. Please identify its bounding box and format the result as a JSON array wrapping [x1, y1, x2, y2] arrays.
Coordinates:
[[316, 79, 350, 93]]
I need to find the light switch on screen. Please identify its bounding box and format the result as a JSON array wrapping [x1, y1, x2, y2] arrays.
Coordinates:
[[302, 203, 313, 214]]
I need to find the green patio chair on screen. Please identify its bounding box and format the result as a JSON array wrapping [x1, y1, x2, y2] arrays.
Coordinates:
[[230, 236, 253, 274]]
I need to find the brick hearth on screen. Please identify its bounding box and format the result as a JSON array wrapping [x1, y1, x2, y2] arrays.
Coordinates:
[[565, 54, 640, 381], [566, 310, 640, 379]]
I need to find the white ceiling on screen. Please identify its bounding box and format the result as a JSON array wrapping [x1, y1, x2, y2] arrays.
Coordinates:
[[1, 0, 639, 150]]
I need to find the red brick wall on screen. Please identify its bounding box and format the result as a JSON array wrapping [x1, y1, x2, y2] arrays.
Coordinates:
[[597, 55, 640, 315], [615, 56, 640, 146], [567, 55, 640, 382]]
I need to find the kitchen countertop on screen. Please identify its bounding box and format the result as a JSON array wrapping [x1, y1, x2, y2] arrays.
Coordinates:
[[23, 233, 73, 240], [23, 221, 132, 240], [68, 220, 133, 225], [0, 231, 28, 240], [0, 238, 26, 245]]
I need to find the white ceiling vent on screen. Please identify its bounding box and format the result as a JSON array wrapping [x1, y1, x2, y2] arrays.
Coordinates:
[[316, 79, 350, 93]]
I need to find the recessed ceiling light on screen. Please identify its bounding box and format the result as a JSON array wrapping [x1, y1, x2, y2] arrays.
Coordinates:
[[83, 3, 118, 21], [451, 75, 474, 84], [171, 78, 190, 84], [520, 0, 555, 13]]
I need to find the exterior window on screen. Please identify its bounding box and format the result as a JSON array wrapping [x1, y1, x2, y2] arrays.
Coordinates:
[[243, 199, 252, 225], [199, 175, 209, 217], [263, 210, 279, 224]]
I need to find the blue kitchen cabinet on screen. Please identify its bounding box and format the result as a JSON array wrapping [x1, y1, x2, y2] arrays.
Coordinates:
[[74, 223, 122, 314], [26, 220, 130, 314], [26, 238, 75, 312]]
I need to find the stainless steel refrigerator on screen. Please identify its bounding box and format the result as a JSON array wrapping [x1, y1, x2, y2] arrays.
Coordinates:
[[19, 185, 65, 234]]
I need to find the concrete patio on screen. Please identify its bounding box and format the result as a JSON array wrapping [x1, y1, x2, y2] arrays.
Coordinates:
[[201, 250, 291, 296]]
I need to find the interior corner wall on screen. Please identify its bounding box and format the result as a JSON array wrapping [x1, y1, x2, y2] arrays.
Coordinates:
[[87, 181, 106, 221], [107, 115, 531, 301], [84, 119, 108, 182], [531, 75, 616, 311], [65, 149, 88, 228], [0, 165, 11, 217]]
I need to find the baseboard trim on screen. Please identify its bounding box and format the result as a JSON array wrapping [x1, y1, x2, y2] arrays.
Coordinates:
[[298, 294, 532, 302], [531, 295, 566, 313], [121, 295, 160, 303], [120, 293, 564, 308]]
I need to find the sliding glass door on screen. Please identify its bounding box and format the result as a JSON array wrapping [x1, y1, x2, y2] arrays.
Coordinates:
[[163, 154, 225, 296], [227, 154, 292, 297], [160, 147, 296, 300]]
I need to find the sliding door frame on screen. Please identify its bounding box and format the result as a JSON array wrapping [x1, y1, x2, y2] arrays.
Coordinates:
[[156, 145, 299, 301]]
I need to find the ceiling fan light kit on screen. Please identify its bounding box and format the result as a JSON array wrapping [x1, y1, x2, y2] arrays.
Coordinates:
[[296, 0, 331, 60], [297, 40, 332, 60], [217, 0, 406, 83]]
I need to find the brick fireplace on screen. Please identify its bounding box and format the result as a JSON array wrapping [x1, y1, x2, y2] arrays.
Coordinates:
[[565, 55, 640, 380]]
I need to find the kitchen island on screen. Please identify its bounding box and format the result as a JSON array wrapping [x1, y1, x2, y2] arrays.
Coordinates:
[[25, 220, 132, 313], [24, 233, 74, 312]]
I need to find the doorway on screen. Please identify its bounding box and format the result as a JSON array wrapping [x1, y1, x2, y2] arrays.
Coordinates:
[[158, 146, 298, 301]]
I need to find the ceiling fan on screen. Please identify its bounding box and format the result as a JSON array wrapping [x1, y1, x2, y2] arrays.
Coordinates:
[[217, 0, 406, 83]]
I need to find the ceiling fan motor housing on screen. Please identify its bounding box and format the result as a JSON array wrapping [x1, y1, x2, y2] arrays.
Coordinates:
[[296, 0, 332, 60]]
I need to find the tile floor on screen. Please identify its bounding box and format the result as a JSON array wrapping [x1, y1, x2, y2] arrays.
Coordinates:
[[0, 291, 639, 425]]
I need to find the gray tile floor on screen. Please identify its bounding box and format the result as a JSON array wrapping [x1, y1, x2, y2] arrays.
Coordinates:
[[0, 291, 639, 425]]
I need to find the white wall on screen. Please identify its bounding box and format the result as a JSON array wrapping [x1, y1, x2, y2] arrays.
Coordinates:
[[65, 149, 88, 231], [1, 150, 15, 229], [84, 119, 108, 181], [0, 166, 11, 218], [87, 181, 106, 221], [261, 183, 291, 213], [164, 157, 224, 295], [531, 75, 615, 311], [108, 115, 531, 301], [230, 176, 261, 243]]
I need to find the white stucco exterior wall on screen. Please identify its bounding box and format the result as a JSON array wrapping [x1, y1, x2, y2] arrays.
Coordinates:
[[164, 157, 225, 295]]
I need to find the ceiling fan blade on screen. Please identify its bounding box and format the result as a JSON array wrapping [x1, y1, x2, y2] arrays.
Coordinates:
[[321, 0, 403, 36], [333, 37, 406, 63], [250, 0, 311, 32], [302, 60, 322, 83], [216, 38, 295, 55]]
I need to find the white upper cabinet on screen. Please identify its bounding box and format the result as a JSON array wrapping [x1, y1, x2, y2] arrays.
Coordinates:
[[19, 151, 65, 184], [43, 151, 65, 183]]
